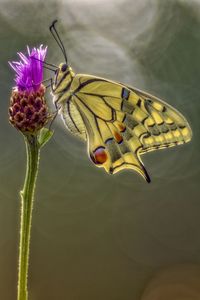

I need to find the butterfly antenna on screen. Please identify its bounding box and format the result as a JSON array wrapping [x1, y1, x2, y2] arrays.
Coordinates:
[[49, 20, 68, 64], [30, 57, 57, 72]]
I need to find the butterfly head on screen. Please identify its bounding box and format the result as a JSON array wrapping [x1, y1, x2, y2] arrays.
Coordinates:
[[53, 63, 74, 94]]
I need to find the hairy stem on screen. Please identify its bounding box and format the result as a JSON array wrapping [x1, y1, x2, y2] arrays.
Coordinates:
[[17, 135, 40, 300]]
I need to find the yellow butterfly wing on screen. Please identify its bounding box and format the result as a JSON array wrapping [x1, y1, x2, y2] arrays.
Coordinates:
[[69, 74, 192, 182], [120, 83, 192, 154]]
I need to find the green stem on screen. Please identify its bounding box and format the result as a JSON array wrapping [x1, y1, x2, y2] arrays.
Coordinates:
[[18, 134, 40, 300]]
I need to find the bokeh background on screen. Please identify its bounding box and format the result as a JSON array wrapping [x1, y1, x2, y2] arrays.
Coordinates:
[[0, 0, 200, 299]]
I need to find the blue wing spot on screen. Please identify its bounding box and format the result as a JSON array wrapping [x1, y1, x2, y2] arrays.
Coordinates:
[[121, 88, 130, 100], [105, 138, 114, 144]]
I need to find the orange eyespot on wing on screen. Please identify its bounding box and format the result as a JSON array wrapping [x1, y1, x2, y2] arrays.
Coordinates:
[[90, 147, 108, 165], [115, 121, 126, 133], [114, 131, 123, 144]]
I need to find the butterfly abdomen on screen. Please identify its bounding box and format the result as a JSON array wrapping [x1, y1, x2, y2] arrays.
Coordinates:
[[60, 100, 87, 140]]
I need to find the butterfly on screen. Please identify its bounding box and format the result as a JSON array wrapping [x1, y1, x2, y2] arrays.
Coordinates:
[[49, 20, 192, 183]]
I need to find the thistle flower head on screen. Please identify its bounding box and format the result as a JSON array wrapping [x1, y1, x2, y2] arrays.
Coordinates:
[[9, 45, 49, 134]]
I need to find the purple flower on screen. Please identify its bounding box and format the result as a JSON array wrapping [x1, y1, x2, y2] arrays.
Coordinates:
[[9, 45, 47, 92], [9, 45, 49, 134]]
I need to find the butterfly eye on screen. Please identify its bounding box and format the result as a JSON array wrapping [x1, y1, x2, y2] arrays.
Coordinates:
[[61, 64, 67, 72]]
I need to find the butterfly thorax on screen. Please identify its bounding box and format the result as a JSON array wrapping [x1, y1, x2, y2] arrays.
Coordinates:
[[52, 63, 75, 106], [52, 63, 87, 140]]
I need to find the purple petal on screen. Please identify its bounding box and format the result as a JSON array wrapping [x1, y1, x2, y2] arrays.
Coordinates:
[[9, 45, 48, 92]]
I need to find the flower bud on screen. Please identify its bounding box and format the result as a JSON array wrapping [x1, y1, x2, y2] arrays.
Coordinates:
[[9, 85, 48, 133]]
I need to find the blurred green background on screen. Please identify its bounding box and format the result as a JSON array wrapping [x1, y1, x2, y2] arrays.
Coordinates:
[[0, 0, 200, 299]]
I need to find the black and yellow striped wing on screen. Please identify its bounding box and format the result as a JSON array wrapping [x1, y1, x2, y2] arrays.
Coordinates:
[[68, 74, 192, 182]]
